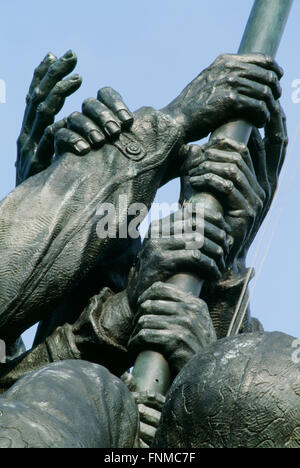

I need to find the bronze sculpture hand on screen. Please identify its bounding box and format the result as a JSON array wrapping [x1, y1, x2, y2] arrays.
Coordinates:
[[16, 52, 134, 185], [16, 50, 82, 185], [161, 53, 282, 143], [128, 281, 216, 377], [53, 87, 134, 157], [127, 206, 232, 312]]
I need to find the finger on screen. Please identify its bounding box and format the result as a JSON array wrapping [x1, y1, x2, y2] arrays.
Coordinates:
[[35, 119, 67, 166], [150, 213, 204, 240], [216, 54, 282, 99], [154, 224, 226, 268], [34, 50, 77, 100], [199, 147, 257, 188], [54, 128, 91, 156], [232, 93, 271, 128], [181, 144, 205, 174], [228, 53, 284, 80], [222, 76, 278, 113], [180, 207, 232, 237], [25, 50, 78, 129], [149, 206, 204, 238], [151, 216, 230, 253], [138, 404, 162, 427], [201, 208, 232, 233], [129, 328, 172, 355], [30, 75, 82, 142], [139, 422, 157, 447], [133, 391, 165, 411], [192, 160, 265, 207], [203, 218, 232, 253], [67, 112, 105, 148], [229, 65, 282, 101], [27, 53, 57, 103], [278, 104, 288, 174], [82, 98, 122, 138], [248, 127, 271, 202], [190, 173, 252, 211], [264, 102, 288, 183], [137, 281, 203, 307], [136, 304, 189, 325], [97, 87, 134, 128], [19, 53, 58, 145], [165, 248, 222, 279], [132, 311, 211, 348]]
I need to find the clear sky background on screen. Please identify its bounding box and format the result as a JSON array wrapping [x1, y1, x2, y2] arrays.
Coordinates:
[[1, 0, 300, 349]]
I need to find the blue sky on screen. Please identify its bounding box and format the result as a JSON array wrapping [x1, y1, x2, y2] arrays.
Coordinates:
[[1, 0, 300, 348]]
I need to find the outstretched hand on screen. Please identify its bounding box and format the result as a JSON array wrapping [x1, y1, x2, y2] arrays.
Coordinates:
[[16, 53, 134, 186], [16, 50, 82, 185]]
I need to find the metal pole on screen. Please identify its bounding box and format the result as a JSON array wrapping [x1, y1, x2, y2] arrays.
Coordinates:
[[132, 0, 294, 394]]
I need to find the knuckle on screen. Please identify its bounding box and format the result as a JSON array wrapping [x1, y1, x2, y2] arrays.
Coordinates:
[[31, 87, 44, 103], [186, 302, 199, 315], [201, 161, 211, 171], [204, 173, 214, 182], [225, 181, 234, 193], [268, 70, 276, 84], [239, 143, 248, 154], [248, 209, 256, 220], [225, 164, 237, 177], [227, 91, 237, 106], [138, 329, 147, 340], [256, 198, 264, 211], [264, 85, 271, 98], [138, 315, 147, 327], [47, 63, 59, 78], [220, 230, 226, 242], [259, 100, 267, 112], [216, 246, 224, 258], [44, 125, 54, 137], [192, 250, 201, 261], [227, 75, 238, 86], [36, 102, 47, 116]]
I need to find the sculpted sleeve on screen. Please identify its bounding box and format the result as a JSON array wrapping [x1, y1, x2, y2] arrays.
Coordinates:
[[0, 107, 183, 343], [0, 288, 133, 390]]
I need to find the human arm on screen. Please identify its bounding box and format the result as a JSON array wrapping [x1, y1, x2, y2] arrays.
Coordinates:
[[16, 53, 134, 186]]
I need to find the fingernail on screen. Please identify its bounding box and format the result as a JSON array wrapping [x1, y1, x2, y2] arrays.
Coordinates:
[[71, 74, 81, 81], [45, 52, 56, 62], [117, 110, 134, 125], [74, 140, 90, 154], [64, 50, 74, 59], [88, 130, 105, 146], [105, 121, 121, 137]]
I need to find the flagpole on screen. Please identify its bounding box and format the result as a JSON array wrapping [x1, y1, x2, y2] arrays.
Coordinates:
[[132, 0, 294, 395]]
